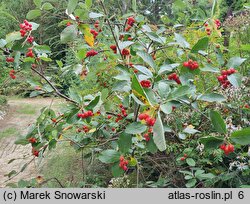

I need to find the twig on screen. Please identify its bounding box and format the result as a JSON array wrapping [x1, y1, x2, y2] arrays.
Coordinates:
[[100, 0, 123, 58], [31, 67, 77, 104]]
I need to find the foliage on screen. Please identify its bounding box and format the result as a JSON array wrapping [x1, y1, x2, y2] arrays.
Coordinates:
[[0, 0, 249, 188]]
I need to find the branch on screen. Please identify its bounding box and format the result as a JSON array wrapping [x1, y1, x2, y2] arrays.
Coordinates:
[[100, 0, 123, 58], [31, 67, 77, 104]]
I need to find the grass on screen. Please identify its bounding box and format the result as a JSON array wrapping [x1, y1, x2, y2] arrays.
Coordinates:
[[16, 104, 36, 115], [0, 127, 19, 140], [40, 142, 111, 188]]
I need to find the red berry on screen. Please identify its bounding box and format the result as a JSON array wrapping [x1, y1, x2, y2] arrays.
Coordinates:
[[228, 144, 234, 152], [86, 50, 98, 57], [28, 137, 37, 144], [140, 80, 151, 88], [220, 144, 226, 150], [180, 157, 185, 161], [107, 115, 112, 119], [6, 57, 15, 62], [183, 62, 189, 67], [121, 48, 130, 56], [183, 154, 187, 158]]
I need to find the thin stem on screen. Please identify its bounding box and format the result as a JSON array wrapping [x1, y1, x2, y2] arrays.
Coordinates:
[[31, 67, 77, 104], [100, 0, 123, 58]]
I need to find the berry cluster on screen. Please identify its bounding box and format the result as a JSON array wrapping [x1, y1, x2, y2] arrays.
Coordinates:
[[168, 73, 181, 84], [115, 104, 128, 122], [28, 137, 37, 144], [204, 22, 212, 35], [9, 69, 16, 79], [125, 17, 135, 32], [143, 133, 150, 142], [26, 48, 34, 58], [32, 147, 39, 157], [110, 44, 117, 54], [219, 144, 234, 155], [180, 153, 188, 161], [183, 59, 199, 70], [119, 156, 128, 171], [83, 125, 89, 133], [77, 110, 94, 119], [140, 80, 151, 88], [27, 36, 34, 43], [86, 50, 98, 57], [138, 113, 156, 126], [121, 48, 130, 56], [6, 57, 14, 63], [244, 104, 250, 109], [94, 20, 99, 28], [20, 20, 32, 37], [217, 68, 236, 88], [214, 19, 221, 29], [90, 29, 98, 39]]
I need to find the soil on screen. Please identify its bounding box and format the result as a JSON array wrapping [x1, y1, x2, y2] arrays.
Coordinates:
[[0, 98, 63, 187]]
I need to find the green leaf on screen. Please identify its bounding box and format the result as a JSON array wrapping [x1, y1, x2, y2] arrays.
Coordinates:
[[0, 39, 7, 48], [199, 136, 224, 149], [215, 48, 224, 66], [153, 112, 166, 151], [26, 9, 41, 20], [48, 139, 57, 150], [186, 178, 197, 188], [89, 12, 104, 18], [132, 0, 137, 12], [158, 82, 170, 99], [226, 57, 246, 68], [15, 138, 29, 145], [86, 95, 101, 110], [21, 163, 28, 172], [111, 163, 124, 177], [191, 37, 209, 53], [201, 65, 220, 73], [196, 173, 215, 180], [131, 74, 151, 105], [60, 25, 78, 43], [198, 93, 226, 102], [6, 32, 22, 43], [68, 88, 82, 104], [168, 85, 191, 100], [183, 127, 200, 134], [146, 136, 158, 153], [211, 0, 217, 17], [125, 122, 147, 134], [146, 32, 165, 45], [136, 50, 156, 70], [158, 63, 180, 75], [85, 0, 92, 8], [210, 110, 226, 134], [67, 0, 78, 15], [6, 170, 17, 178], [42, 3, 54, 10], [227, 73, 242, 88], [117, 133, 132, 153], [118, 41, 134, 50], [34, 45, 51, 54], [174, 33, 190, 48], [33, 0, 42, 8], [160, 102, 172, 114], [133, 65, 153, 78], [30, 22, 40, 31], [99, 150, 120, 164], [231, 128, 250, 145], [186, 158, 196, 167]]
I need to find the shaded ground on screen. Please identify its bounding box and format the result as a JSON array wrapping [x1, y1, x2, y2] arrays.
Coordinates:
[[0, 98, 63, 187]]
